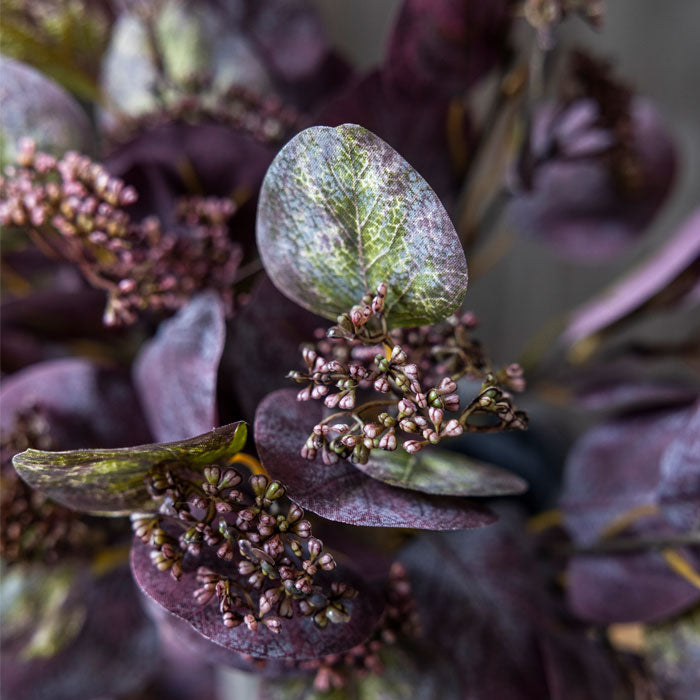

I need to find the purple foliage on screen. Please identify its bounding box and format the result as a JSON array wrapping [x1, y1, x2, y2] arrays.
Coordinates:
[[130, 537, 383, 661], [255, 389, 497, 529], [134, 292, 226, 443], [509, 98, 677, 262]]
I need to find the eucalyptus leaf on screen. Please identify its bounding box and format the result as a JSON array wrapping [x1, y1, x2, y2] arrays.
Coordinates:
[[355, 446, 527, 497], [256, 124, 468, 328], [12, 422, 247, 516]]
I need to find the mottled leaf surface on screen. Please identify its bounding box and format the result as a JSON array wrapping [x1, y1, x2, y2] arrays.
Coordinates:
[[12, 422, 247, 515], [0, 358, 151, 450], [256, 124, 468, 328], [134, 292, 226, 443], [646, 606, 700, 700], [316, 70, 472, 213], [255, 390, 495, 529], [355, 445, 527, 496], [130, 538, 383, 661]]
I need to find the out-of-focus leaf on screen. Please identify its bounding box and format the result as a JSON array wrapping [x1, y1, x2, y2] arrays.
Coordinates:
[[659, 401, 700, 532], [562, 208, 700, 348], [130, 538, 383, 661], [257, 124, 468, 328], [12, 422, 247, 516], [0, 56, 93, 167], [398, 506, 631, 699], [646, 605, 700, 700], [384, 0, 514, 97], [101, 0, 336, 119], [354, 445, 527, 496], [225, 275, 326, 423], [509, 99, 677, 263], [0, 565, 158, 700], [567, 552, 700, 625], [1, 1, 112, 103], [561, 400, 700, 622], [134, 292, 226, 443], [0, 358, 151, 450], [254, 390, 495, 530]]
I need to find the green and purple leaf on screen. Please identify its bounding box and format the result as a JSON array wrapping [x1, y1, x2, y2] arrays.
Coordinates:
[[354, 445, 527, 497], [130, 538, 383, 661], [134, 292, 226, 443], [316, 70, 472, 212], [256, 124, 468, 328], [12, 422, 247, 516], [255, 390, 495, 529]]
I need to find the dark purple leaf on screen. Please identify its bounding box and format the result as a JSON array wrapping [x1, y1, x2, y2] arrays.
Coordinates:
[[256, 124, 468, 328], [1, 566, 158, 700], [509, 99, 677, 263], [561, 404, 695, 542], [105, 122, 275, 235], [399, 506, 630, 699], [354, 444, 527, 497], [646, 606, 700, 700], [13, 422, 247, 515], [0, 56, 93, 165], [567, 551, 700, 624], [134, 292, 226, 443], [561, 401, 700, 622], [130, 537, 383, 661], [142, 596, 283, 675], [255, 389, 496, 529], [383, 0, 513, 97], [0, 358, 151, 450], [316, 70, 472, 212], [225, 274, 326, 423], [562, 208, 700, 346]]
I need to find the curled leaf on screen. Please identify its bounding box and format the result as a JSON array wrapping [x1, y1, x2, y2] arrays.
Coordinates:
[[130, 538, 383, 661], [12, 422, 247, 516], [354, 445, 527, 497], [256, 124, 468, 328], [134, 292, 226, 443], [255, 390, 495, 530]]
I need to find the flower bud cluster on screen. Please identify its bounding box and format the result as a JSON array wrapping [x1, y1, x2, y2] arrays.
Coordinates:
[[134, 464, 355, 633], [1, 406, 107, 565], [0, 141, 242, 325], [289, 284, 527, 465], [297, 561, 421, 692]]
